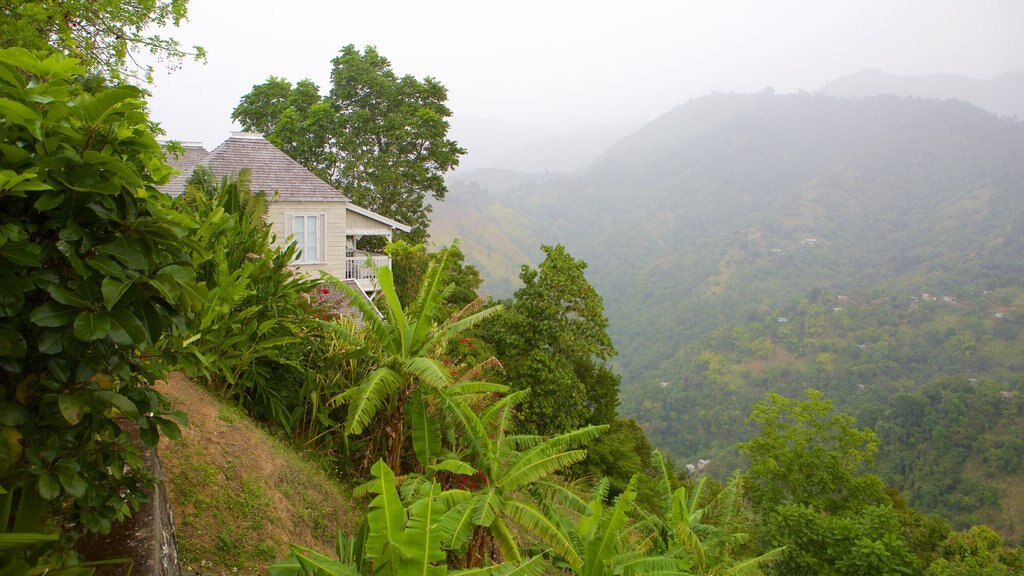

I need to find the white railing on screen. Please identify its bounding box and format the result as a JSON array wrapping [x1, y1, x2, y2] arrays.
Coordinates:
[[345, 252, 390, 281]]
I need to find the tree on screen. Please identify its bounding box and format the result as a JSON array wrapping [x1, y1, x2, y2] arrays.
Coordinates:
[[0, 0, 204, 83], [483, 245, 619, 435], [232, 45, 465, 242], [0, 48, 194, 543], [739, 391, 919, 575], [739, 390, 886, 515]]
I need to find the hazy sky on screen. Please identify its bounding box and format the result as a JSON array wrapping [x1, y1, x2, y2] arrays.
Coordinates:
[[146, 0, 1024, 154]]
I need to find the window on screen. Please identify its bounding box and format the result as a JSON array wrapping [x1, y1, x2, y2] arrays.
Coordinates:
[[284, 213, 326, 264]]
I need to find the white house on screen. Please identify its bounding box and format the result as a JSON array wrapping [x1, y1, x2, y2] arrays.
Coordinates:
[[159, 132, 410, 294]]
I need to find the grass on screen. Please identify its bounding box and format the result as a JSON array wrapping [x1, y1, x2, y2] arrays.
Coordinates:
[[158, 374, 359, 575]]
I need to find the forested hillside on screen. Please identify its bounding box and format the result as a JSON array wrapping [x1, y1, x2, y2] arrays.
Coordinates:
[[433, 92, 1024, 540]]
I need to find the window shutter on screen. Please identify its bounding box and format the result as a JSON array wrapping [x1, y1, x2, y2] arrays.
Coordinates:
[[284, 213, 293, 238], [318, 213, 327, 264]]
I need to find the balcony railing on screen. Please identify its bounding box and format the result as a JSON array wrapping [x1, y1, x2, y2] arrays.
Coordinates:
[[345, 251, 390, 282]]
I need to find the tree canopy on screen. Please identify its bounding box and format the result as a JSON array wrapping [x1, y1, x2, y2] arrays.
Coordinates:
[[483, 244, 619, 435], [232, 45, 465, 242], [0, 0, 204, 83]]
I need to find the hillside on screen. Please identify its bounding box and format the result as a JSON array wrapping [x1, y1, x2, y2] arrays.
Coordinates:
[[156, 374, 359, 574], [431, 92, 1024, 539]]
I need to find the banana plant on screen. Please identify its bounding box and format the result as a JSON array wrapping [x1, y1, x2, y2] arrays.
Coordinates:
[[642, 452, 785, 575], [270, 461, 548, 576], [417, 389, 608, 570], [557, 476, 691, 576], [330, 243, 503, 475]]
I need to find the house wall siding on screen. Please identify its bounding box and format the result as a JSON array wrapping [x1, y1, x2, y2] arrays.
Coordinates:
[[267, 201, 348, 278]]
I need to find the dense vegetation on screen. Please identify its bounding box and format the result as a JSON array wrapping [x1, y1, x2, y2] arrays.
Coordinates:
[[434, 92, 1024, 539], [3, 10, 1023, 574]]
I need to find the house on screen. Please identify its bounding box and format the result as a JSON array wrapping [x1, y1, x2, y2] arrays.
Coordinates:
[[159, 133, 410, 294]]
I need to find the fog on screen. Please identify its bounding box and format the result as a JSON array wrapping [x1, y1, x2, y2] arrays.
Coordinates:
[[146, 0, 1024, 171]]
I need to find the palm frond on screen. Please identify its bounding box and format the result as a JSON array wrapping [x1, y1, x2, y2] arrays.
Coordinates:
[[721, 546, 786, 576], [504, 499, 581, 570], [652, 450, 674, 516], [456, 355, 505, 383], [501, 450, 590, 492], [425, 304, 504, 351], [405, 356, 453, 391], [339, 367, 402, 436]]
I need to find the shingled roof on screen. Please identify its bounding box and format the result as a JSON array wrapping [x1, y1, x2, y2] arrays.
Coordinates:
[[159, 133, 347, 202]]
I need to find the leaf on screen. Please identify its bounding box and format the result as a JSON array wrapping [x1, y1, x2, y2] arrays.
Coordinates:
[[56, 459, 88, 498], [94, 390, 139, 419], [410, 388, 441, 468], [108, 308, 147, 345], [0, 327, 27, 358], [37, 472, 60, 500], [58, 393, 88, 425], [45, 284, 89, 308], [364, 460, 406, 571], [429, 459, 477, 476], [153, 416, 182, 440], [97, 239, 146, 270], [73, 310, 112, 341], [101, 276, 133, 310], [37, 330, 63, 354], [29, 301, 77, 327], [0, 98, 39, 124], [399, 481, 447, 576], [33, 190, 66, 211], [85, 254, 124, 277]]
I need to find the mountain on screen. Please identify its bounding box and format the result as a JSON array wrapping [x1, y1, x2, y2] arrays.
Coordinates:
[[432, 92, 1024, 539], [448, 117, 637, 173], [820, 69, 1024, 120]]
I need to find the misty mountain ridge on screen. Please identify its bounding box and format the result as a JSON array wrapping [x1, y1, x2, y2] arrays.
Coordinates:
[[820, 68, 1024, 120], [437, 91, 1024, 303]]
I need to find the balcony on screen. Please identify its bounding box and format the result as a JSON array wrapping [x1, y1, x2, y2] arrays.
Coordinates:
[[345, 250, 390, 293]]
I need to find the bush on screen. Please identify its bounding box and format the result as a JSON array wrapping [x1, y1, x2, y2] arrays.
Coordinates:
[[0, 48, 194, 542]]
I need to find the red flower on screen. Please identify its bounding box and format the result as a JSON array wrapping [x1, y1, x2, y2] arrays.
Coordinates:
[[458, 337, 473, 348]]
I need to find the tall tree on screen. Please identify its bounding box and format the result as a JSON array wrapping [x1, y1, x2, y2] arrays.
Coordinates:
[[483, 245, 619, 435], [0, 0, 204, 82], [232, 45, 465, 242]]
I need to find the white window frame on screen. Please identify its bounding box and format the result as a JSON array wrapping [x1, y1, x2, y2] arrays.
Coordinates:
[[283, 212, 327, 265]]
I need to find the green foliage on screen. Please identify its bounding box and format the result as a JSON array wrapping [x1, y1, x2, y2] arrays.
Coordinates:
[[641, 453, 784, 575], [483, 245, 619, 435], [926, 525, 1024, 575], [740, 390, 885, 514], [425, 388, 607, 569], [572, 418, 655, 500], [557, 476, 689, 575], [232, 45, 465, 242], [172, 168, 331, 431], [0, 48, 194, 545], [331, 244, 501, 474], [272, 461, 550, 576], [387, 240, 484, 315], [738, 392, 928, 574], [0, 0, 205, 83]]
